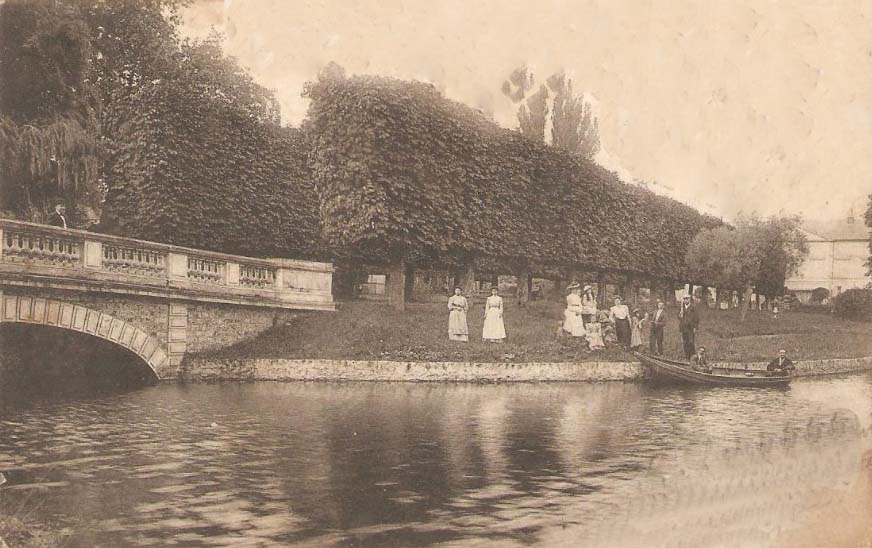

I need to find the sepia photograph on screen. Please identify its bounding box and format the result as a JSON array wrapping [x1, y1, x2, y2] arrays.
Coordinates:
[[1, 0, 871, 546]]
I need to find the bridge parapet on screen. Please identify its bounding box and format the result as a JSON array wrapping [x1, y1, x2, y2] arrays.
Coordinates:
[[0, 219, 334, 311]]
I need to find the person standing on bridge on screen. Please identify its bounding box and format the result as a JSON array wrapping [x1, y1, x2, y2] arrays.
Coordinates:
[[48, 203, 69, 229], [447, 287, 469, 342]]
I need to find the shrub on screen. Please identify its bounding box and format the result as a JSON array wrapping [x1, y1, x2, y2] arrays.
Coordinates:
[[810, 287, 830, 303], [792, 302, 833, 315], [833, 288, 872, 321]]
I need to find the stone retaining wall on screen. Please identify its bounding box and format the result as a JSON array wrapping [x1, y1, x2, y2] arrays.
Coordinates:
[[181, 356, 872, 383]]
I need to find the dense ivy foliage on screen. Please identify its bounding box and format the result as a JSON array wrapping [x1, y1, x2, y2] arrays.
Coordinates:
[[1, 1, 319, 258], [305, 72, 720, 280], [100, 39, 320, 257]]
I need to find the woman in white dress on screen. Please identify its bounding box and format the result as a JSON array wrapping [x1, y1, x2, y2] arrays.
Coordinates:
[[482, 287, 506, 342], [447, 287, 469, 342], [563, 283, 586, 338]]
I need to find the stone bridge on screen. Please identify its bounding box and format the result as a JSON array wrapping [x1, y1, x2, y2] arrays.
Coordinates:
[[0, 219, 334, 380]]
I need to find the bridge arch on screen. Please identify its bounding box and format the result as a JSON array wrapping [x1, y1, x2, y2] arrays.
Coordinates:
[[0, 295, 167, 379]]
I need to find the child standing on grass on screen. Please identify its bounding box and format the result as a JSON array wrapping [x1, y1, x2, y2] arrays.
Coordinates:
[[586, 321, 605, 350], [598, 310, 617, 345], [630, 309, 645, 350]]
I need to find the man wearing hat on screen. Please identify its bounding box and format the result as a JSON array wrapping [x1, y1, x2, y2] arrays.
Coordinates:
[[767, 349, 795, 376], [678, 293, 699, 360], [48, 203, 69, 229], [691, 346, 711, 373], [649, 300, 667, 355]]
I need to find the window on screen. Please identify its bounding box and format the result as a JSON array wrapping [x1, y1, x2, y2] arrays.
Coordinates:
[[358, 274, 386, 296]]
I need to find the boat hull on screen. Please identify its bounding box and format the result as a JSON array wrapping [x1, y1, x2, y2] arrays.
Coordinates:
[[635, 352, 792, 388]]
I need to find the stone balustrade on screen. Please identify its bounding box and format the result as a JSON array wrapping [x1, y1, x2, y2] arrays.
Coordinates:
[[0, 219, 334, 311], [2, 230, 81, 266]]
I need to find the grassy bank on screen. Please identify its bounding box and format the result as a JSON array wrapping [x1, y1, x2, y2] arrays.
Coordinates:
[[206, 300, 872, 363]]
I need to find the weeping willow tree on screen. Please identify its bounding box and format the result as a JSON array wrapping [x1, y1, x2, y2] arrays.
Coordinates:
[[0, 0, 103, 226], [0, 114, 102, 224]]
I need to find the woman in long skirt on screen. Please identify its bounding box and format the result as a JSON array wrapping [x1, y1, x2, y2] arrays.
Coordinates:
[[563, 283, 586, 338], [447, 287, 469, 342], [609, 296, 632, 348], [482, 287, 506, 342]]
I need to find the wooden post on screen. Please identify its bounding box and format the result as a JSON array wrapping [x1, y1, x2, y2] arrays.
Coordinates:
[[404, 263, 416, 302], [386, 259, 406, 310], [516, 263, 530, 307], [554, 277, 565, 301], [597, 271, 607, 307], [461, 263, 476, 299], [740, 286, 753, 321], [622, 274, 634, 303]]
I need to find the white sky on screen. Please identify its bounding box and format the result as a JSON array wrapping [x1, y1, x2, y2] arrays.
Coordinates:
[[182, 0, 872, 222]]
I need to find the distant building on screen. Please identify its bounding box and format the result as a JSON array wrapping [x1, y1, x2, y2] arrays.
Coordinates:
[[786, 212, 870, 303]]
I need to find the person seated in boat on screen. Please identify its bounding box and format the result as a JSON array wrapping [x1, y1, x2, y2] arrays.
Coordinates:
[[766, 349, 795, 376], [690, 346, 712, 373]]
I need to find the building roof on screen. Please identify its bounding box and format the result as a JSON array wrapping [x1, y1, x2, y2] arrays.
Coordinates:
[[803, 217, 869, 241]]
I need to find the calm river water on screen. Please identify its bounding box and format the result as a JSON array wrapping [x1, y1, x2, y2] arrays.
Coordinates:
[[1, 375, 871, 547]]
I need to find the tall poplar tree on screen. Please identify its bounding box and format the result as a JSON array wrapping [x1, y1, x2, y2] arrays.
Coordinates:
[[501, 66, 600, 160]]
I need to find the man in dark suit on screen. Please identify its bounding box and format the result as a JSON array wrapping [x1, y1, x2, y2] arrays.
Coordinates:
[[767, 349, 795, 376], [48, 203, 69, 229], [678, 294, 699, 360], [690, 346, 711, 373], [649, 300, 667, 355]]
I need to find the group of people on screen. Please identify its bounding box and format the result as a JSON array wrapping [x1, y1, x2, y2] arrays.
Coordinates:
[[446, 283, 703, 354], [446, 284, 797, 377], [561, 283, 692, 355], [690, 346, 795, 377], [447, 286, 506, 342]]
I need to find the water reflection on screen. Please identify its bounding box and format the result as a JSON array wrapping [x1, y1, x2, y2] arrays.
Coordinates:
[[0, 376, 870, 547]]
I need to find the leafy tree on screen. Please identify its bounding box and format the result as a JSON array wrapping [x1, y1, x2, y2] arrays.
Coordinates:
[[306, 70, 719, 307], [1, 0, 319, 258], [0, 0, 101, 224], [751, 214, 808, 298], [686, 214, 808, 321], [810, 287, 830, 304], [547, 72, 599, 160], [686, 224, 763, 321], [100, 35, 319, 257], [501, 67, 599, 160]]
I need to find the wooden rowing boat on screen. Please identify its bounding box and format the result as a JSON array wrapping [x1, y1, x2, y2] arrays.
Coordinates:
[[635, 352, 792, 387]]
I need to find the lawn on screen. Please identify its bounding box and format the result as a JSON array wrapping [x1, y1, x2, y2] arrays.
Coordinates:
[[205, 299, 872, 364]]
